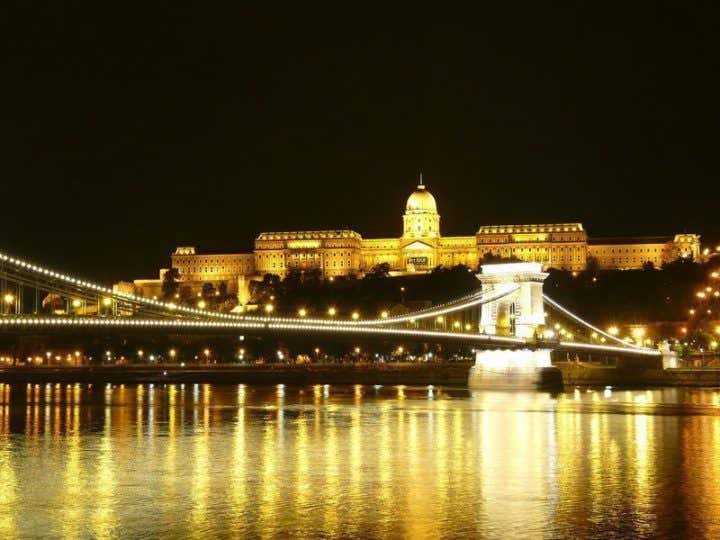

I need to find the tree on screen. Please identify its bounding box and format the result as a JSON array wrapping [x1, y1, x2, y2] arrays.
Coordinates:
[[585, 256, 600, 276], [365, 262, 390, 279], [201, 282, 216, 298], [642, 260, 655, 271], [479, 251, 521, 265], [218, 281, 228, 297], [161, 268, 180, 300], [179, 286, 194, 304]]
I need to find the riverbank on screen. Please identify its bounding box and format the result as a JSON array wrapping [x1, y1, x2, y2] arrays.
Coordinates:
[[558, 363, 720, 387], [3, 363, 720, 388], [0, 362, 474, 386]]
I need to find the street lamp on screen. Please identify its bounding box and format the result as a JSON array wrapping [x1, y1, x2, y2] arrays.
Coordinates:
[[265, 303, 274, 314], [203, 348, 211, 362], [631, 327, 646, 344], [327, 307, 336, 317], [298, 307, 307, 317], [3, 293, 15, 314], [169, 348, 177, 360], [351, 311, 360, 320]]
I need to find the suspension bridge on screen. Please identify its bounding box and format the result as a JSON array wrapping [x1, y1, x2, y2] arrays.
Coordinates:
[[0, 250, 666, 388]]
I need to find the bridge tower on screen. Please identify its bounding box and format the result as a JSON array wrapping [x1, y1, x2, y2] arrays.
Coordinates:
[[477, 262, 547, 338], [470, 262, 562, 390]]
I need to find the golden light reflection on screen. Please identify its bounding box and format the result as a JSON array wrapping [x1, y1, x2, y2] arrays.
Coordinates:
[[230, 399, 247, 530], [347, 404, 362, 531], [294, 412, 310, 528], [433, 401, 450, 527], [60, 396, 82, 539], [0, 389, 17, 537], [322, 406, 340, 535], [376, 401, 393, 535], [403, 408, 437, 538], [91, 404, 117, 538], [4, 384, 720, 536], [189, 397, 210, 534], [161, 385, 178, 526], [258, 394, 286, 535]]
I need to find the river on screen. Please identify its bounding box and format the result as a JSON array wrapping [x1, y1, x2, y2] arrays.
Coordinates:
[[0, 383, 719, 538]]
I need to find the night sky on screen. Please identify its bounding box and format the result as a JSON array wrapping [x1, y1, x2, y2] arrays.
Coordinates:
[[4, 4, 719, 282]]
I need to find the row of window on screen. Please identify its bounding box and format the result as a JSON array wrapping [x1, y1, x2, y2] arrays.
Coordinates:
[[181, 265, 251, 274], [590, 247, 661, 254]]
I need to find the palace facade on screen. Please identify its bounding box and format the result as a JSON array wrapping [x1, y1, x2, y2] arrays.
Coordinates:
[[127, 181, 701, 298]]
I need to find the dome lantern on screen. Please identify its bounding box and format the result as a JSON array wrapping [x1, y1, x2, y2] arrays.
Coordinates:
[[403, 175, 440, 238]]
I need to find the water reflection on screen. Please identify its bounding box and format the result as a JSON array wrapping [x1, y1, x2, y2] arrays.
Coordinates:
[[0, 383, 720, 537]]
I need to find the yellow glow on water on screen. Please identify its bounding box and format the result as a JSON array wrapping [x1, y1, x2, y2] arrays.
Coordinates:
[[4, 385, 720, 536], [403, 408, 436, 538], [91, 407, 117, 538], [348, 405, 362, 531], [0, 386, 17, 537], [60, 401, 82, 539], [322, 408, 340, 535], [230, 405, 247, 530], [258, 410, 280, 535], [158, 385, 179, 533], [190, 404, 210, 534], [433, 402, 450, 528], [294, 413, 310, 526], [376, 401, 393, 534]]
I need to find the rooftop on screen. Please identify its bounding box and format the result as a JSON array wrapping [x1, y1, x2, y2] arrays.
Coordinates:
[[477, 223, 584, 234], [256, 230, 363, 241]]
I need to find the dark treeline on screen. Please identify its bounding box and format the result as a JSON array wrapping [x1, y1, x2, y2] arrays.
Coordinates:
[[546, 257, 720, 327], [252, 263, 480, 318]]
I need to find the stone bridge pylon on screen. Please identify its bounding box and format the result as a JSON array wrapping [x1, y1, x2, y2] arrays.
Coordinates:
[[477, 262, 548, 338], [470, 262, 562, 390]]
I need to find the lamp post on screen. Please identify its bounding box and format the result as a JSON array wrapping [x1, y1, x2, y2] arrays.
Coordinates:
[[4, 293, 15, 315]]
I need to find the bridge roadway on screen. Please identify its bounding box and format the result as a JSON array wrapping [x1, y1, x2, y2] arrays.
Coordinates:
[[0, 315, 661, 358]]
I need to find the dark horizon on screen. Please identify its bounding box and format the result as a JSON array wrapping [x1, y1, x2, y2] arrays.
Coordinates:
[[4, 4, 719, 283]]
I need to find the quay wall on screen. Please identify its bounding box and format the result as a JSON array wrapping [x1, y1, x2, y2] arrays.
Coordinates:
[[3, 363, 720, 388], [0, 363, 474, 386]]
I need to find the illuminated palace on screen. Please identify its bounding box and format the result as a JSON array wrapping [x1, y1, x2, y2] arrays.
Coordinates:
[[129, 179, 700, 297]]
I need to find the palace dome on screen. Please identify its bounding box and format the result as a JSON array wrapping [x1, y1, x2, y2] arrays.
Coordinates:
[[405, 183, 437, 213]]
